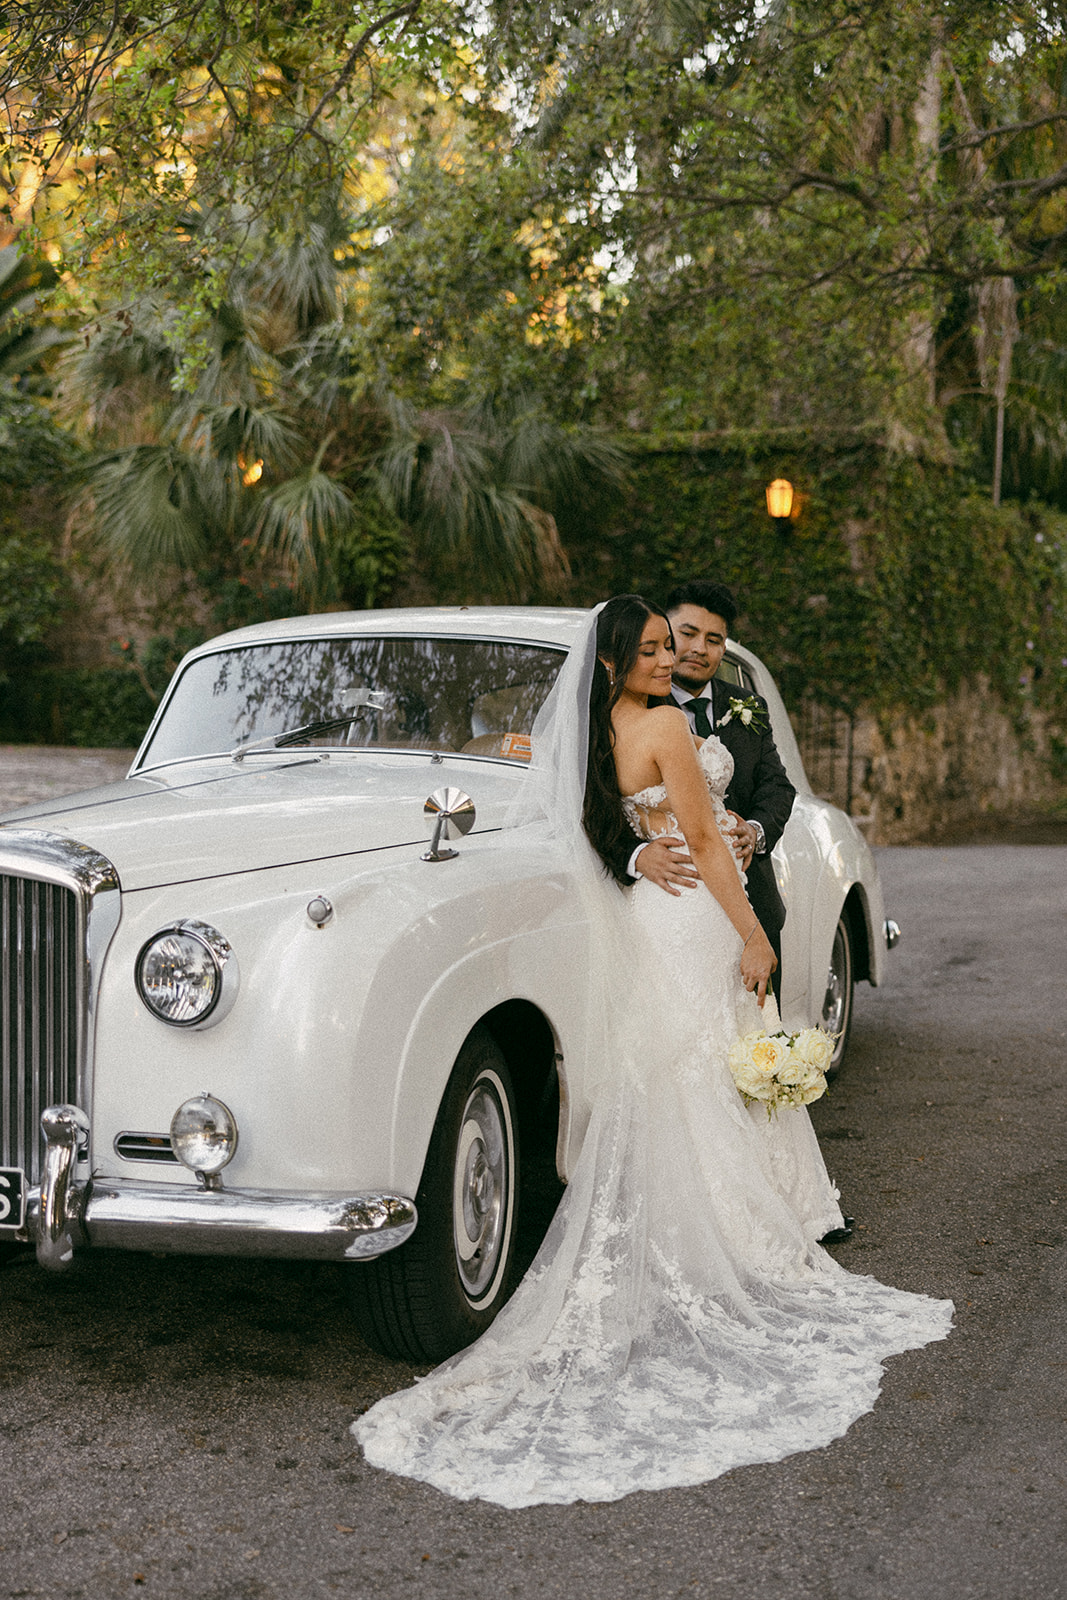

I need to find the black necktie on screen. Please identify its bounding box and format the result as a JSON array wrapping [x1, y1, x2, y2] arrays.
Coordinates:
[[685, 696, 713, 739]]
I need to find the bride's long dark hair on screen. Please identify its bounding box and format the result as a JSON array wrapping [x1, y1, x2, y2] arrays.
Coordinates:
[[583, 594, 673, 881]]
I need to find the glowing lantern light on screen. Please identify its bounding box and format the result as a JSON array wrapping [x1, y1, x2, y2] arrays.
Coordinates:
[[765, 478, 795, 519]]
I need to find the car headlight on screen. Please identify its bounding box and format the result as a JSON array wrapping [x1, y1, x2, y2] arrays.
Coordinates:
[[136, 920, 239, 1028], [170, 1093, 239, 1179]]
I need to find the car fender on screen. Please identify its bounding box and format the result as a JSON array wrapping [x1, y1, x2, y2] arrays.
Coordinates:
[[802, 845, 886, 1011], [379, 918, 591, 1196], [89, 833, 594, 1198], [334, 830, 592, 1190], [88, 853, 424, 1194]]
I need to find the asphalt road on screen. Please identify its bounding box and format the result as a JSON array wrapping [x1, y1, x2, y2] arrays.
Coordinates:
[[1, 842, 1065, 1600]]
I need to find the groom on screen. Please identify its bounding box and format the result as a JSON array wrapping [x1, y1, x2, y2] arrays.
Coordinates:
[[606, 579, 796, 989]]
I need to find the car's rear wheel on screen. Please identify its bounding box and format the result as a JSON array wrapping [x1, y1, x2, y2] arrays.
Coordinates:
[[822, 914, 854, 1075], [349, 1025, 520, 1363]]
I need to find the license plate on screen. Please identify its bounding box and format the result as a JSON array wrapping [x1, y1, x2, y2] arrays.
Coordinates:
[[0, 1168, 26, 1230]]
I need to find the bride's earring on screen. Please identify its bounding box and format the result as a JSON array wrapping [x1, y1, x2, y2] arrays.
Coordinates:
[[606, 664, 616, 689]]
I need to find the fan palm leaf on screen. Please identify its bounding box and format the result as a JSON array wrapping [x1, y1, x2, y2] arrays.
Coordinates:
[[0, 245, 68, 380], [252, 467, 357, 599], [0, 245, 58, 316], [177, 401, 300, 472], [80, 444, 215, 571], [375, 391, 621, 600], [0, 323, 68, 379]]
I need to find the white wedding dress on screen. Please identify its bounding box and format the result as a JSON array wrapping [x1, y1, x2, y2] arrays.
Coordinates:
[[353, 730, 953, 1508]]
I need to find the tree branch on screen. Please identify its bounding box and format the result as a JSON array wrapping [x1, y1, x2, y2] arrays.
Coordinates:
[[940, 111, 1067, 155], [298, 0, 422, 144], [994, 161, 1067, 199]]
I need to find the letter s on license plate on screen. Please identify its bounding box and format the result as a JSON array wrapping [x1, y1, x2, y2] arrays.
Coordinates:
[[0, 1168, 26, 1230]]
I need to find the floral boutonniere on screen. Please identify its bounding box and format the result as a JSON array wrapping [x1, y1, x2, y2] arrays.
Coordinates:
[[718, 694, 768, 733]]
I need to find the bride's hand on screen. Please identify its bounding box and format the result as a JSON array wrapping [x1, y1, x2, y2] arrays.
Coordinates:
[[740, 925, 777, 1007]]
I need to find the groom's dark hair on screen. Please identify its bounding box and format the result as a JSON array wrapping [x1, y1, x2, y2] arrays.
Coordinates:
[[664, 580, 738, 628]]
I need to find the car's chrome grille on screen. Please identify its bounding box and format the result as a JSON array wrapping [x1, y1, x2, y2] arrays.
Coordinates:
[[1, 874, 79, 1184]]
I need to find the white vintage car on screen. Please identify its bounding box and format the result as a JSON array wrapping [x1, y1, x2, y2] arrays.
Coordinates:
[[0, 606, 897, 1359]]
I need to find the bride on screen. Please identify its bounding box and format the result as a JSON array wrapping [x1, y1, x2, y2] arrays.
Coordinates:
[[353, 596, 953, 1507]]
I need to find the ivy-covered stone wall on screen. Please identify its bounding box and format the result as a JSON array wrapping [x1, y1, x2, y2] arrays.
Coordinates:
[[852, 678, 1062, 842], [4, 421, 1065, 840]]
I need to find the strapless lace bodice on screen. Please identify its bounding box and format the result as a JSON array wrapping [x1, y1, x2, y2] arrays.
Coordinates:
[[622, 734, 736, 855]]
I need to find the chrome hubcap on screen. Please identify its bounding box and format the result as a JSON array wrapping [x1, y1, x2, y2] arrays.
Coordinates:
[[452, 1075, 512, 1303], [821, 921, 851, 1063]]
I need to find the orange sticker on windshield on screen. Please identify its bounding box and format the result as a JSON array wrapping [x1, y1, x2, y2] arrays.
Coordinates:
[[499, 733, 532, 762]]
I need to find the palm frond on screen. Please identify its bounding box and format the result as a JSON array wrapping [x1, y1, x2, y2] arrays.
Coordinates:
[[252, 469, 356, 597], [194, 296, 280, 404], [282, 323, 357, 417], [177, 402, 301, 472], [465, 487, 571, 596], [372, 393, 422, 513], [0, 323, 69, 379], [257, 219, 344, 331], [0, 245, 69, 381], [59, 317, 177, 436], [79, 445, 210, 571], [0, 245, 59, 319], [374, 398, 577, 600], [493, 397, 625, 506]]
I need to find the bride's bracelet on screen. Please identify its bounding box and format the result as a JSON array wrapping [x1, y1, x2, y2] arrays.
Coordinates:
[[742, 922, 760, 947]]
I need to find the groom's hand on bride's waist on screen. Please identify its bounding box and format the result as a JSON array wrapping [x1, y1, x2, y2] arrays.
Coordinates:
[[725, 812, 757, 871], [633, 837, 700, 895]]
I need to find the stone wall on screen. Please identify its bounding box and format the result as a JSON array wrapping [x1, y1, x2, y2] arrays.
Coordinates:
[[54, 564, 210, 670], [793, 678, 1064, 844]]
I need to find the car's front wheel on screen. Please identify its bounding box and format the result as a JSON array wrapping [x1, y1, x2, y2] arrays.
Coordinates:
[[349, 1025, 520, 1363], [822, 913, 855, 1075]]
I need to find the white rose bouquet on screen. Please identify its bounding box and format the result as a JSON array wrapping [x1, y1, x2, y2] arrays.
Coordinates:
[[727, 1025, 834, 1116]]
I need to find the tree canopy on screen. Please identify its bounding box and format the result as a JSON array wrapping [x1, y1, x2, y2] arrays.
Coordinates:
[[4, 0, 1067, 585]]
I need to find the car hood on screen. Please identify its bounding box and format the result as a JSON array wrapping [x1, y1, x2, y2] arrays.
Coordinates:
[[0, 754, 524, 891]]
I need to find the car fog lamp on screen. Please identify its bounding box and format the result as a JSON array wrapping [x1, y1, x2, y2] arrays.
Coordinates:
[[136, 922, 238, 1028], [170, 1093, 239, 1178]]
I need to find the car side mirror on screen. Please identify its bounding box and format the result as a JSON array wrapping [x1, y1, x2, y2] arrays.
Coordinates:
[[421, 788, 476, 862]]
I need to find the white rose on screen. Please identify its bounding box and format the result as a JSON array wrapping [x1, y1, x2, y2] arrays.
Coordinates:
[[774, 1047, 809, 1087], [729, 1030, 765, 1067], [732, 1065, 767, 1100], [729, 1031, 780, 1100], [792, 1027, 835, 1074], [796, 1073, 828, 1105], [740, 707, 753, 725], [748, 1033, 787, 1081]]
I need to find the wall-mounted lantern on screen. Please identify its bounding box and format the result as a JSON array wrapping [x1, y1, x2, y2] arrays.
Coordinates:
[[765, 478, 795, 520]]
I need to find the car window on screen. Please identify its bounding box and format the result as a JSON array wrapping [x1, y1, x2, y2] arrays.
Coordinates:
[[138, 637, 566, 767], [715, 656, 755, 691]]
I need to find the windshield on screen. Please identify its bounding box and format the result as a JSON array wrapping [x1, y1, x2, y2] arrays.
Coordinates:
[[138, 635, 566, 768]]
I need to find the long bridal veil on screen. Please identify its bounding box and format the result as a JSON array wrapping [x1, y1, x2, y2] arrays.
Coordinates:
[[505, 604, 700, 1080], [352, 606, 953, 1508]]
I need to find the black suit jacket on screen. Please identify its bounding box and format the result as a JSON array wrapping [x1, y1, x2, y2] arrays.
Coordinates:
[[605, 679, 796, 955]]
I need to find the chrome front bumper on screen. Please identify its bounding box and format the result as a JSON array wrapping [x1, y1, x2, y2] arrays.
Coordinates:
[[14, 1104, 417, 1269]]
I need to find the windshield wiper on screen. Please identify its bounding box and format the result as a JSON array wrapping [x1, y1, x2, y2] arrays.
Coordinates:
[[230, 690, 387, 762]]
